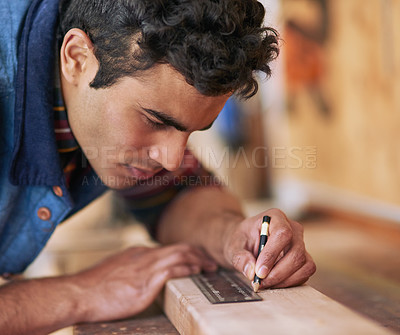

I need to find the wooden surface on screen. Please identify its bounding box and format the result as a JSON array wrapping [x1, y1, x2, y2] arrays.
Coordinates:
[[74, 315, 177, 335], [74, 305, 178, 335], [70, 210, 400, 335], [303, 211, 400, 333], [44, 198, 399, 335], [163, 279, 396, 335]]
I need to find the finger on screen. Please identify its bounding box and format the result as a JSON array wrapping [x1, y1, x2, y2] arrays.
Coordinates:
[[223, 225, 258, 280], [174, 244, 218, 270], [260, 221, 305, 287], [260, 242, 306, 288], [159, 243, 207, 259], [268, 253, 316, 289], [255, 215, 293, 280], [146, 265, 196, 301], [229, 248, 257, 281], [179, 245, 218, 271], [161, 243, 216, 267], [110, 246, 150, 262], [150, 244, 216, 272], [150, 264, 201, 291]]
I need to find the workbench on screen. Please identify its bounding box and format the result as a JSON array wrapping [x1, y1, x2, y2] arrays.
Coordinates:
[[74, 280, 396, 335], [74, 308, 177, 335], [28, 195, 396, 335]]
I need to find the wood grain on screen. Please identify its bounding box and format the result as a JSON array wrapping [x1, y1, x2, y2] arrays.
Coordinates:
[[74, 315, 178, 335], [163, 279, 397, 335], [74, 304, 178, 335], [303, 214, 400, 333]]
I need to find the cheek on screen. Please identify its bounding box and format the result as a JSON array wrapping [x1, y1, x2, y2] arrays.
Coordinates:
[[102, 108, 155, 154], [71, 91, 107, 142]]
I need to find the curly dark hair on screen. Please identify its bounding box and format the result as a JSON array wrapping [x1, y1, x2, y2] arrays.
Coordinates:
[[58, 0, 279, 98]]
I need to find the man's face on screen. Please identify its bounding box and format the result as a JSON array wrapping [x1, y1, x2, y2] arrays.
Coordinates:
[[62, 63, 229, 190]]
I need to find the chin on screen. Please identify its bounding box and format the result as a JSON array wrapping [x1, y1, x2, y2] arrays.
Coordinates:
[[102, 175, 139, 190], [92, 168, 138, 190]]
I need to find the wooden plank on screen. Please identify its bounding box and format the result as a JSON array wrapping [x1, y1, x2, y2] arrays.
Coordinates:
[[163, 278, 397, 335]]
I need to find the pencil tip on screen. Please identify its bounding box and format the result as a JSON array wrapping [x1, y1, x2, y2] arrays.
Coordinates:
[[252, 282, 260, 293]]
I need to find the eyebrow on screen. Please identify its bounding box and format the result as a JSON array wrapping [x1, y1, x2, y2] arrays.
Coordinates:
[[142, 107, 215, 132]]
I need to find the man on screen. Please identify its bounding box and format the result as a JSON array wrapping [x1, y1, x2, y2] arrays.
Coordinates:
[[0, 0, 316, 334]]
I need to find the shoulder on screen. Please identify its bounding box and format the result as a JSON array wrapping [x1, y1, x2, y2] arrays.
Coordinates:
[[0, 0, 35, 89]]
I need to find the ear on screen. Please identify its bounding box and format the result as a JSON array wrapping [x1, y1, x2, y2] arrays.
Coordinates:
[[59, 28, 96, 85]]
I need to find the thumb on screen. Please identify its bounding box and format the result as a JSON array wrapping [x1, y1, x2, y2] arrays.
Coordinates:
[[229, 249, 257, 281]]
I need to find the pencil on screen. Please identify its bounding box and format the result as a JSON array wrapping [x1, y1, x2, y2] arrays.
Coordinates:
[[252, 215, 271, 292]]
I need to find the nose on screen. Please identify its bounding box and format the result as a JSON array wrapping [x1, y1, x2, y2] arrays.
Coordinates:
[[149, 132, 189, 171]]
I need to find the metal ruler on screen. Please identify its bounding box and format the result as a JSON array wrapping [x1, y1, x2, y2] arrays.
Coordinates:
[[191, 269, 262, 304]]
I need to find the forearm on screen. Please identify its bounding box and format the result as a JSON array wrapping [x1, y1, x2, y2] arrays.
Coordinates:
[[156, 186, 245, 267], [0, 275, 86, 335]]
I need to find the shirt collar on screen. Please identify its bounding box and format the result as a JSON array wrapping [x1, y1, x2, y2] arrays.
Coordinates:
[[9, 0, 66, 187]]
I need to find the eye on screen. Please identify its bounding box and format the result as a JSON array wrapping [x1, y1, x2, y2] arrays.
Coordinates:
[[143, 115, 166, 130]]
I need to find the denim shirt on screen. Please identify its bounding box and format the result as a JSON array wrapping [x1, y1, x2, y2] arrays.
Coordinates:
[[0, 0, 218, 276], [0, 0, 107, 275]]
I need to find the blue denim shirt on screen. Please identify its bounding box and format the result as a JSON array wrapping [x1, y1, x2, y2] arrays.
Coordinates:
[[0, 0, 217, 276], [0, 0, 107, 275]]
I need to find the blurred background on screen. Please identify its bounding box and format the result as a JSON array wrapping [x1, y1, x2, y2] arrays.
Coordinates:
[[191, 0, 400, 220], [9, 1, 399, 334]]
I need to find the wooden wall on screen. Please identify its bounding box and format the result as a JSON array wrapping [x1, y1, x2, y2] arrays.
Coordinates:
[[281, 0, 400, 206]]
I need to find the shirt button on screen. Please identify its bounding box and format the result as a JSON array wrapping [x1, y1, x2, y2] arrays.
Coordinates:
[[53, 186, 63, 197], [37, 207, 52, 221]]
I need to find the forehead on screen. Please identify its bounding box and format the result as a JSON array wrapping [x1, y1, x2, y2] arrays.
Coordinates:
[[110, 64, 231, 130]]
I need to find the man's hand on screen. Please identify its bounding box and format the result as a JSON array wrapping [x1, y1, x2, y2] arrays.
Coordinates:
[[0, 244, 216, 335], [73, 244, 217, 322], [223, 208, 316, 289], [157, 187, 316, 290]]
